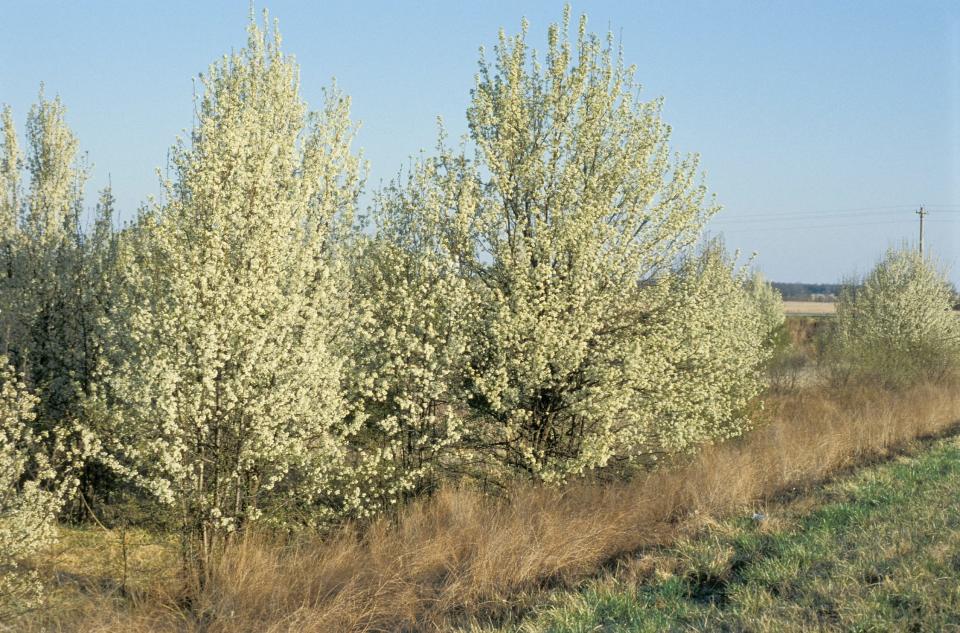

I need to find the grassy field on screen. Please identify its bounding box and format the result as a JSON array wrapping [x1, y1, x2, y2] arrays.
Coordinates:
[[508, 435, 960, 632]]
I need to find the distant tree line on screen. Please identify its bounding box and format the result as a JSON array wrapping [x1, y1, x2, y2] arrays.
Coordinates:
[[771, 282, 843, 301]]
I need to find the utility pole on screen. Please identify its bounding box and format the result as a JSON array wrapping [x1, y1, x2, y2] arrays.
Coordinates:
[[916, 205, 927, 255]]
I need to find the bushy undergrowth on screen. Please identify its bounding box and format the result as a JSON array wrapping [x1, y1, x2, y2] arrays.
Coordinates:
[[0, 360, 67, 618]]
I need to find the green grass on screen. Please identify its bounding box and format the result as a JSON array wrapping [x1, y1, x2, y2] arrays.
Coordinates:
[[506, 436, 960, 632]]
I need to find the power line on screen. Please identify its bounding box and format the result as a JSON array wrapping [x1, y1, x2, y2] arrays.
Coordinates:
[[714, 205, 916, 221], [716, 218, 915, 234], [712, 207, 959, 226], [713, 209, 910, 224]]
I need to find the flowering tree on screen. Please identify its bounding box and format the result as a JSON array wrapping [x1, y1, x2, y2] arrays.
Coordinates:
[[0, 95, 115, 520], [0, 93, 91, 431], [22, 94, 89, 424], [348, 161, 475, 505], [0, 107, 21, 359], [745, 271, 786, 349], [379, 8, 753, 482], [94, 16, 364, 581], [833, 247, 960, 386], [632, 243, 772, 457]]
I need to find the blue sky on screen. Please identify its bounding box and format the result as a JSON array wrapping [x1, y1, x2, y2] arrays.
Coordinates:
[[1, 1, 957, 283]]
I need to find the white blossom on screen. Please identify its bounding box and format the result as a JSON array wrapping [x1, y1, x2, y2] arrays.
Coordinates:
[[93, 14, 365, 575], [0, 357, 70, 617], [833, 247, 960, 386], [364, 9, 772, 482]]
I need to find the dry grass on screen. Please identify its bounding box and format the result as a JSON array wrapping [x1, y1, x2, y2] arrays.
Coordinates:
[[518, 434, 960, 631], [18, 380, 960, 633], [783, 300, 835, 315]]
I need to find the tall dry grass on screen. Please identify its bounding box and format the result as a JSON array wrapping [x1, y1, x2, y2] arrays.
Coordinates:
[[24, 380, 960, 632]]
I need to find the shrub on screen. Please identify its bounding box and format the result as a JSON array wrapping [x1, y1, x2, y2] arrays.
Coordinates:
[[832, 248, 960, 387], [0, 359, 62, 617], [347, 164, 474, 506], [633, 243, 773, 457]]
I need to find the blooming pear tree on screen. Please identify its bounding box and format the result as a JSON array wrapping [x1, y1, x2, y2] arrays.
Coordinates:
[[95, 16, 364, 578], [833, 247, 960, 386], [745, 271, 786, 348], [631, 243, 772, 457], [0, 95, 115, 522], [0, 107, 21, 359], [17, 94, 91, 427], [386, 9, 738, 482], [348, 161, 475, 505], [0, 94, 106, 528], [0, 94, 92, 429]]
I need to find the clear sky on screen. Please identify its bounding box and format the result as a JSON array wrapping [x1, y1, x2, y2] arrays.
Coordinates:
[[1, 1, 958, 284]]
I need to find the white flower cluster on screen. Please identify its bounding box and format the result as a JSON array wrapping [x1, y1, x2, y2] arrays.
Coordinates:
[[833, 247, 960, 386], [0, 359, 64, 617]]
